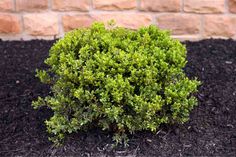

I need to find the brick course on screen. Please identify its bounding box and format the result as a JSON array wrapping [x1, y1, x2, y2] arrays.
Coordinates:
[[0, 0, 236, 40]]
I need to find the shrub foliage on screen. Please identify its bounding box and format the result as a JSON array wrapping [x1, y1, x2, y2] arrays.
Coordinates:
[[33, 22, 200, 144]]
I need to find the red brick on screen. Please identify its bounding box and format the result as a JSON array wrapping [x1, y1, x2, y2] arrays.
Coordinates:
[[62, 14, 94, 32], [157, 14, 201, 35], [0, 14, 21, 33], [16, 0, 48, 12], [92, 13, 152, 29], [0, 0, 14, 12], [93, 0, 136, 10], [140, 0, 180, 12], [229, 0, 236, 13], [203, 15, 236, 37], [184, 0, 225, 13], [24, 13, 59, 36], [52, 0, 89, 11]]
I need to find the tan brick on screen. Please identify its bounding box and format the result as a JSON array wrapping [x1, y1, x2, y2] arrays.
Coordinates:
[[157, 14, 201, 35], [0, 14, 21, 33], [0, 0, 14, 12], [229, 0, 236, 13], [23, 13, 58, 36], [203, 15, 236, 37], [184, 0, 225, 13], [16, 0, 48, 12], [140, 0, 180, 12], [52, 0, 89, 11], [92, 13, 152, 29], [93, 0, 136, 10], [62, 15, 94, 32]]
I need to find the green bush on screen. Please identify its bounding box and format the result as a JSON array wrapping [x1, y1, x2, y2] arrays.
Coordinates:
[[32, 22, 200, 145]]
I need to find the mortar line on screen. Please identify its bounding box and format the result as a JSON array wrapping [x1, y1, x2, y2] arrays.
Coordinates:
[[180, 0, 184, 13], [13, 0, 16, 11], [48, 0, 52, 10], [225, 0, 229, 14], [58, 12, 64, 39], [90, 0, 93, 13], [136, 0, 141, 11]]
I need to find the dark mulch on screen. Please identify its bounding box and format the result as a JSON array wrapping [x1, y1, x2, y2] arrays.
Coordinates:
[[0, 39, 235, 157]]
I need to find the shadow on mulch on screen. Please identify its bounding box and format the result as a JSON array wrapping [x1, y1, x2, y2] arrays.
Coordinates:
[[0, 39, 235, 156]]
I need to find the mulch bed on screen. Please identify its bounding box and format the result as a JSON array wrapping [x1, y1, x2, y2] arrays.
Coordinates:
[[0, 39, 235, 157]]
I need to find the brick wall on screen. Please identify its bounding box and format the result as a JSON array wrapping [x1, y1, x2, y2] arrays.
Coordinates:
[[1, 0, 236, 41]]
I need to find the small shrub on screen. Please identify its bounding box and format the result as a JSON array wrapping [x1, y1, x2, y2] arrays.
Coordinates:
[[32, 22, 200, 145]]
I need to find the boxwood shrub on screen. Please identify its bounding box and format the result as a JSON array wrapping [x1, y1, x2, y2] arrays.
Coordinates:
[[33, 22, 200, 145]]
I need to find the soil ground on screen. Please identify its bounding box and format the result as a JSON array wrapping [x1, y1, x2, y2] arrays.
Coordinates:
[[0, 39, 235, 157]]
